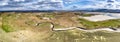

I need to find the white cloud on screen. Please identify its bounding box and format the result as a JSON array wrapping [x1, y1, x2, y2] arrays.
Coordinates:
[[66, 0, 120, 10], [51, 0, 62, 2], [0, 0, 120, 10], [0, 2, 8, 6], [13, 0, 25, 2], [0, 0, 9, 6]]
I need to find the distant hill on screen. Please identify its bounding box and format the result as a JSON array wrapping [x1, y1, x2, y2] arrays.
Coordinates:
[[0, 9, 120, 13], [77, 9, 120, 13]]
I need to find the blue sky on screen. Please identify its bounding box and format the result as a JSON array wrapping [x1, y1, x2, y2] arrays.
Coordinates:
[[0, 0, 120, 11]]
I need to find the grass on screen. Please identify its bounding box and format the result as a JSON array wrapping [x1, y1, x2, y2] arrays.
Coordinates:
[[37, 22, 52, 28], [25, 20, 37, 26], [54, 24, 66, 29], [2, 24, 14, 32], [2, 14, 21, 32], [1, 12, 120, 42], [36, 14, 55, 20], [2, 14, 15, 32], [0, 16, 1, 28], [44, 15, 55, 18], [45, 29, 120, 42], [78, 18, 120, 29]]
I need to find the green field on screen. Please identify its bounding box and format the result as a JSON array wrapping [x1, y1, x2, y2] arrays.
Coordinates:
[[78, 18, 120, 29]]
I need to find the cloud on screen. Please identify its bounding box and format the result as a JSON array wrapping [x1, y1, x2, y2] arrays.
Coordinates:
[[65, 0, 120, 10], [0, 0, 9, 6], [12, 0, 25, 2], [0, 0, 120, 11]]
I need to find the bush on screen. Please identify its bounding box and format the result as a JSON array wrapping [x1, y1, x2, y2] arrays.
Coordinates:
[[2, 24, 14, 32]]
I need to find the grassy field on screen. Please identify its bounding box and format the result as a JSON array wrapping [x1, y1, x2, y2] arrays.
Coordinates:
[[0, 13, 53, 42], [45, 29, 120, 42], [2, 13, 53, 32], [0, 14, 2, 28], [2, 24, 14, 32], [54, 24, 66, 29], [1, 12, 120, 42], [78, 18, 120, 29]]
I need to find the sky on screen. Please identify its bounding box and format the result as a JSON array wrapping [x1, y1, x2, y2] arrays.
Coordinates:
[[0, 0, 120, 11]]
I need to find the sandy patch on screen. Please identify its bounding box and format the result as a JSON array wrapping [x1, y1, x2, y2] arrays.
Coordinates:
[[83, 15, 117, 22], [0, 29, 52, 42]]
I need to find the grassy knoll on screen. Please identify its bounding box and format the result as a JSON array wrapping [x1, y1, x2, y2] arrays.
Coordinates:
[[2, 13, 35, 32], [2, 13, 22, 32], [2, 24, 14, 32], [78, 18, 120, 29], [0, 13, 53, 42], [1, 13, 54, 32]]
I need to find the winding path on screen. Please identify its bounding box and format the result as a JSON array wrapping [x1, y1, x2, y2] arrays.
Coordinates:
[[50, 23, 120, 32], [37, 22, 120, 32], [53, 27, 120, 32]]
